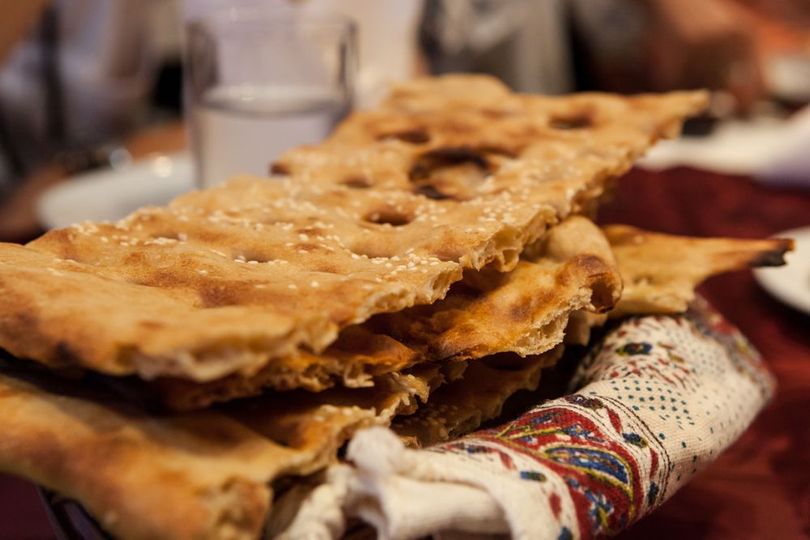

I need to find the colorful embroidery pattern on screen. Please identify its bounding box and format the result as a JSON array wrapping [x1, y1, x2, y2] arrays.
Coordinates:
[[432, 298, 774, 539]]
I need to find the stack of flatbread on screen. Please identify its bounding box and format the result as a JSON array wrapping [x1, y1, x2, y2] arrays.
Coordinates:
[[0, 76, 791, 540]]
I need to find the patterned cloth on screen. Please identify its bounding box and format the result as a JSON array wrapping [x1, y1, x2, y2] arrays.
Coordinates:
[[277, 298, 775, 539]]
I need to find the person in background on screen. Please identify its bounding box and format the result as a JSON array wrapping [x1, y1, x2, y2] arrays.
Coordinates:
[[420, 0, 575, 94], [0, 1, 50, 63], [420, 0, 809, 114], [1, 0, 420, 194], [572, 0, 764, 113], [3, 0, 806, 197], [0, 0, 50, 193], [0, 0, 160, 194]]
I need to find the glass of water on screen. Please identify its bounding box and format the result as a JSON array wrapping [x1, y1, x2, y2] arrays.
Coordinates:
[[184, 6, 356, 188]]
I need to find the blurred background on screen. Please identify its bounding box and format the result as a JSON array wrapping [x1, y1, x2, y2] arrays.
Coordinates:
[[0, 0, 808, 243], [0, 2, 809, 540]]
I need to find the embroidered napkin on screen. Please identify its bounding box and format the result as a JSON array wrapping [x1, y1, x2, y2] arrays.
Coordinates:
[[276, 298, 775, 539]]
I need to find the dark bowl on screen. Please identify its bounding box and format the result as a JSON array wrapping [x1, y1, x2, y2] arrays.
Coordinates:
[[39, 489, 111, 540]]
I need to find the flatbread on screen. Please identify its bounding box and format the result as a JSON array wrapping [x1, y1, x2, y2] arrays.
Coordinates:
[[0, 184, 461, 383], [151, 326, 424, 410], [53, 213, 617, 418], [0, 77, 703, 384], [150, 216, 621, 410], [605, 225, 793, 317], [393, 347, 563, 448], [374, 215, 621, 360], [563, 226, 794, 345], [276, 76, 707, 209], [0, 357, 446, 540], [0, 370, 300, 540]]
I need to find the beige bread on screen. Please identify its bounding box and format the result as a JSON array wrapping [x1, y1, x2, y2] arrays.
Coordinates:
[[0, 77, 734, 540], [151, 216, 622, 410], [606, 225, 792, 317], [374, 215, 621, 360], [42, 220, 790, 411], [563, 225, 793, 345], [393, 225, 794, 446], [0, 76, 706, 384], [394, 348, 563, 448], [0, 359, 451, 540]]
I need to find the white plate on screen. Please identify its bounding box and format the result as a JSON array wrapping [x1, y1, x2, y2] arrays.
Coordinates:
[[754, 226, 810, 315], [637, 117, 789, 176], [36, 153, 194, 230], [637, 108, 810, 189]]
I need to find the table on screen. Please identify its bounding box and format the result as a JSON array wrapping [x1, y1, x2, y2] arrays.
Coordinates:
[[602, 168, 810, 539], [0, 140, 808, 538]]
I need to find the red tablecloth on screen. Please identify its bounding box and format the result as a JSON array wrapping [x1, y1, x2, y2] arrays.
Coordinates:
[[602, 168, 810, 540], [0, 167, 808, 539]]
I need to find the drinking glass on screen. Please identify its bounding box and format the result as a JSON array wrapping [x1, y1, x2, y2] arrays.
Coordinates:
[[184, 6, 356, 188]]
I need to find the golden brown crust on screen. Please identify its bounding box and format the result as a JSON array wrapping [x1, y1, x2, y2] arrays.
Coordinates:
[[606, 225, 793, 317], [0, 77, 728, 539], [0, 372, 279, 540], [375, 216, 622, 361], [278, 79, 707, 216], [0, 203, 625, 416], [0, 343, 458, 540], [393, 347, 564, 448], [563, 226, 794, 345], [152, 326, 423, 410], [0, 359, 446, 540], [0, 77, 703, 384], [149, 216, 621, 410]]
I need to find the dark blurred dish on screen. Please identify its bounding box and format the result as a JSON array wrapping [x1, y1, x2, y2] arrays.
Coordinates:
[[40, 489, 110, 540]]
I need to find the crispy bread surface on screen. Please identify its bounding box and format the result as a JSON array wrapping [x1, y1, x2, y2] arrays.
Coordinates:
[[0, 360, 445, 540], [606, 225, 793, 317], [152, 216, 621, 410], [563, 226, 794, 345], [375, 216, 621, 360], [0, 76, 705, 382], [394, 348, 563, 448]]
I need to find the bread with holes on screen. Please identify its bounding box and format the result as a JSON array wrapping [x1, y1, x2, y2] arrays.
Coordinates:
[[0, 76, 706, 383]]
